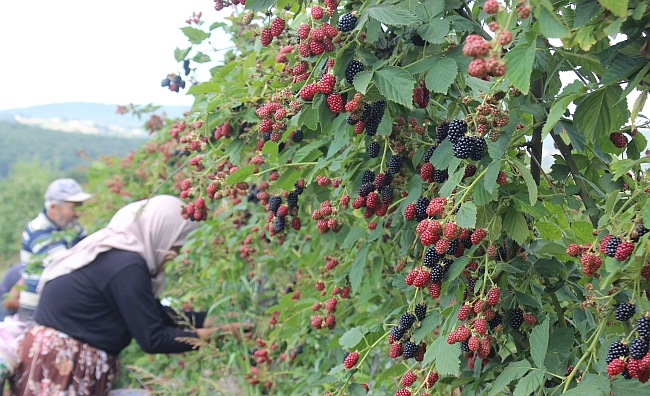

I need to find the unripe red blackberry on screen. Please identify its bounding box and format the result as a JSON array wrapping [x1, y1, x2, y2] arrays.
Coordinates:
[[270, 18, 285, 37], [395, 388, 411, 396], [297, 23, 310, 40], [615, 241, 634, 261], [389, 342, 402, 358], [483, 0, 499, 14], [260, 28, 273, 46], [401, 371, 417, 387], [486, 287, 500, 305], [343, 351, 359, 369], [311, 5, 324, 19], [607, 358, 627, 376], [610, 132, 628, 148]]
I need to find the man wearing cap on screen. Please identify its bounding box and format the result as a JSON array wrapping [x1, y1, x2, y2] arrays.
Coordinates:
[[1, 179, 92, 315]]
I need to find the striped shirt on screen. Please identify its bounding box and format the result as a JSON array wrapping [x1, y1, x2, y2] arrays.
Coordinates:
[[20, 209, 86, 263]]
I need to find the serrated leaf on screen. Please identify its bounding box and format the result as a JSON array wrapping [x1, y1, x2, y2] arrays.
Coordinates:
[[262, 141, 278, 155], [643, 200, 650, 227], [349, 245, 369, 293], [342, 227, 368, 249], [348, 384, 368, 396], [275, 167, 302, 191], [599, 0, 628, 17], [333, 42, 358, 81], [574, 86, 629, 141], [225, 164, 254, 184], [373, 66, 416, 109], [456, 202, 477, 229], [443, 256, 470, 282], [430, 139, 453, 169], [536, 6, 570, 38], [504, 41, 536, 95], [483, 160, 502, 194], [513, 369, 546, 396], [574, 0, 601, 28], [353, 71, 373, 94], [366, 4, 419, 26], [439, 168, 464, 197], [542, 93, 583, 136], [339, 327, 366, 349], [510, 159, 538, 206], [417, 0, 445, 21], [536, 221, 563, 240], [186, 82, 221, 95], [533, 258, 565, 278], [174, 47, 191, 62], [503, 205, 530, 245], [488, 360, 531, 396], [180, 27, 210, 45], [611, 378, 650, 395], [425, 57, 457, 94], [417, 19, 450, 45], [413, 311, 440, 344], [530, 316, 549, 368], [245, 0, 276, 11], [377, 112, 392, 136], [434, 337, 461, 375]]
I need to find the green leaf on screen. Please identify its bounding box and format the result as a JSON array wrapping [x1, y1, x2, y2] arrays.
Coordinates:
[[483, 160, 502, 194], [643, 200, 650, 227], [348, 384, 368, 396], [530, 317, 550, 368], [574, 0, 601, 28], [333, 42, 357, 82], [298, 106, 320, 131], [563, 374, 610, 395], [534, 258, 565, 278], [413, 311, 440, 344], [504, 40, 536, 95], [174, 47, 191, 62], [444, 256, 470, 282], [373, 66, 416, 109], [180, 27, 210, 45], [339, 327, 366, 349], [574, 86, 629, 141], [542, 93, 583, 137], [434, 336, 461, 375], [353, 71, 373, 94], [456, 202, 477, 229], [275, 167, 302, 191], [536, 221, 564, 240], [186, 82, 221, 95], [536, 6, 570, 38], [349, 245, 369, 293], [293, 140, 324, 163], [510, 159, 538, 206], [377, 111, 392, 137], [366, 4, 419, 26], [513, 369, 546, 396], [488, 360, 531, 396], [599, 0, 629, 17], [225, 164, 254, 184], [503, 205, 530, 245], [417, 0, 445, 21], [424, 57, 458, 94], [611, 378, 650, 395], [342, 227, 368, 249], [245, 0, 276, 11], [417, 19, 450, 45], [439, 168, 464, 197]]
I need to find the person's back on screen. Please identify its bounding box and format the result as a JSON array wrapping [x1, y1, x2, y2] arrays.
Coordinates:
[[0, 263, 24, 319]]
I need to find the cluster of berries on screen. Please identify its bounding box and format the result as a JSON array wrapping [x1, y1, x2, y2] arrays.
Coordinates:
[[351, 168, 400, 220], [606, 314, 650, 383], [182, 197, 209, 222], [470, 97, 511, 142], [261, 180, 305, 238], [393, 370, 440, 396], [256, 98, 298, 147], [260, 17, 286, 46], [438, 118, 488, 161], [312, 199, 342, 234], [310, 0, 339, 19], [462, 34, 506, 79], [161, 74, 186, 92], [184, 11, 202, 25], [296, 21, 337, 56], [601, 234, 636, 261], [346, 98, 386, 137], [565, 243, 604, 276], [310, 297, 339, 331], [212, 122, 233, 140], [299, 68, 340, 106], [412, 82, 431, 108], [214, 0, 245, 11]]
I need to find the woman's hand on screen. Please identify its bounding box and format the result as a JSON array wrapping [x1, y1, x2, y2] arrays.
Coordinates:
[[197, 322, 254, 342]]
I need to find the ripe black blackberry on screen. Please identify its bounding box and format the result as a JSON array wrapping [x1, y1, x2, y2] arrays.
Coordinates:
[[346, 114, 359, 125], [368, 141, 380, 158], [415, 304, 427, 321], [293, 182, 305, 194], [488, 312, 502, 329], [381, 187, 393, 203], [383, 172, 393, 186], [391, 326, 405, 341], [462, 232, 473, 247], [411, 34, 425, 46], [630, 337, 649, 359], [360, 103, 373, 122], [415, 197, 430, 218], [371, 100, 386, 120], [293, 130, 303, 143], [362, 170, 375, 184], [429, 264, 445, 282], [278, 142, 286, 151], [399, 313, 416, 330], [433, 169, 448, 183], [637, 316, 650, 339], [287, 191, 299, 208], [453, 136, 474, 159], [345, 60, 365, 84], [263, 132, 271, 141], [615, 302, 636, 321], [460, 339, 470, 352], [273, 216, 286, 232], [269, 196, 282, 213], [442, 258, 453, 272], [365, 117, 380, 136], [358, 182, 375, 197], [337, 13, 358, 32], [510, 308, 524, 329], [423, 247, 441, 267], [447, 118, 468, 143], [623, 368, 632, 379], [605, 236, 622, 257], [437, 121, 450, 141], [446, 239, 460, 255], [403, 341, 418, 358], [389, 155, 403, 174], [470, 136, 487, 160], [183, 59, 191, 76], [423, 146, 436, 163], [161, 78, 171, 87], [606, 341, 630, 363], [467, 277, 477, 293], [632, 223, 650, 242]]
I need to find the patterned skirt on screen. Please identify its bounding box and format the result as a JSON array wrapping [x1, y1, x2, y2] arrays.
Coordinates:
[[10, 324, 119, 396]]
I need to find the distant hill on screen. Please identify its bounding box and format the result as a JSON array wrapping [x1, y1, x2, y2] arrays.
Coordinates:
[[0, 121, 147, 177], [0, 102, 187, 137]]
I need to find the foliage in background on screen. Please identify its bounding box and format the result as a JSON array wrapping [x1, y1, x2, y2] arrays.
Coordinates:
[[83, 0, 650, 395]]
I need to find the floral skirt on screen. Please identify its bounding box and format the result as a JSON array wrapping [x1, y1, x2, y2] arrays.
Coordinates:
[[10, 324, 119, 396]]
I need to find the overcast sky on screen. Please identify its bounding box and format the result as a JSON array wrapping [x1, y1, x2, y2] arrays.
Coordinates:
[[0, 0, 229, 110]]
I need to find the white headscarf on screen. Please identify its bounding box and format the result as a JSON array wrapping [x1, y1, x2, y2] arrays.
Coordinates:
[[38, 195, 199, 296]]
